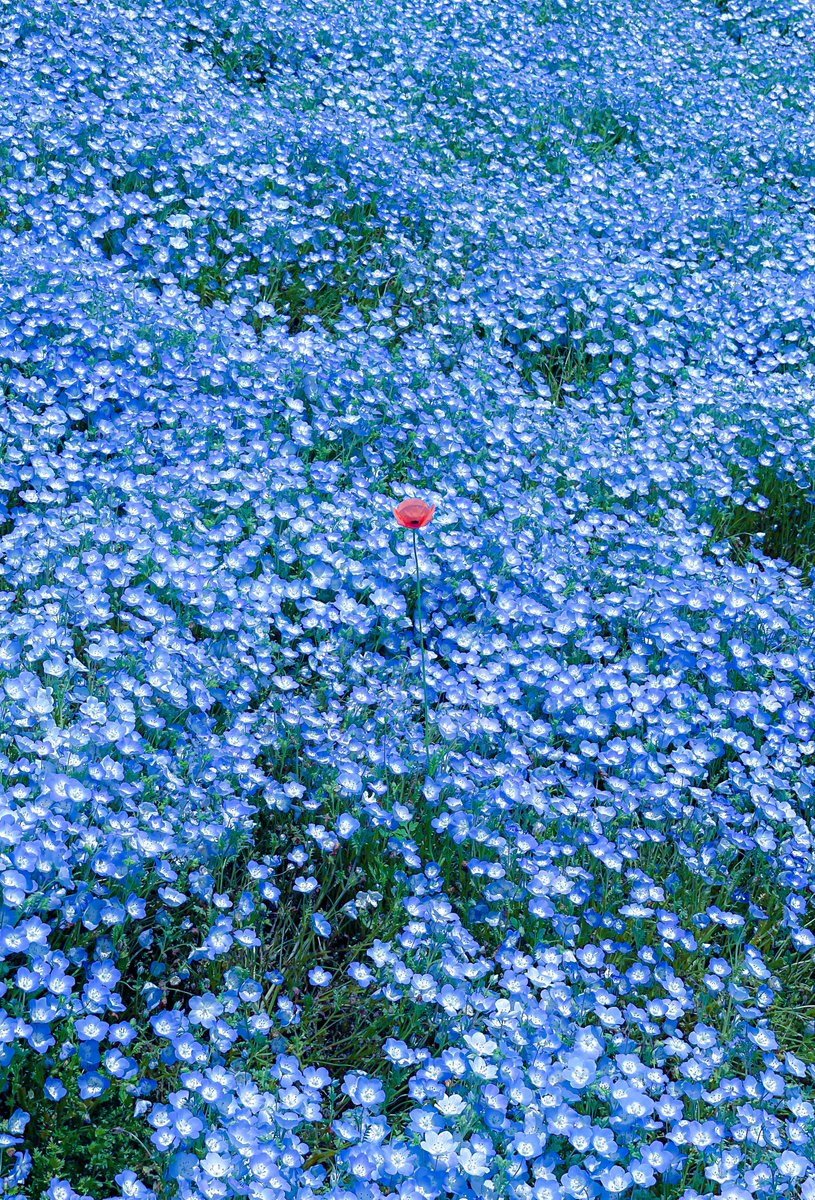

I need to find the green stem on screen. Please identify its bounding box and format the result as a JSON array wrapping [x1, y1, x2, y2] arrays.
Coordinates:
[[412, 528, 430, 764]]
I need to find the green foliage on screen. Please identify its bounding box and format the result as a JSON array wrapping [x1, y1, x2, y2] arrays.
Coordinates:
[[3, 1057, 158, 1200], [577, 104, 645, 162], [717, 466, 815, 570]]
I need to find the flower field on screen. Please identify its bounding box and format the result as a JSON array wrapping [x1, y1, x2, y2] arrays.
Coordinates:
[[1, 0, 815, 1195]]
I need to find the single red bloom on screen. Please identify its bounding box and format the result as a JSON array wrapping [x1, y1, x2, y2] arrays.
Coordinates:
[[394, 498, 436, 529]]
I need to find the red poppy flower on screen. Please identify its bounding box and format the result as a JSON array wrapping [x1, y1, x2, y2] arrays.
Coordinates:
[[394, 498, 436, 529]]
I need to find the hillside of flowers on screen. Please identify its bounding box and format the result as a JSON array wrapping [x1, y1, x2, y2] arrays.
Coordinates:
[[2, 0, 815, 1196]]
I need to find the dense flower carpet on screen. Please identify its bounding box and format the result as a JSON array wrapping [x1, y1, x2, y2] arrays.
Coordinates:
[[1, 0, 815, 1196]]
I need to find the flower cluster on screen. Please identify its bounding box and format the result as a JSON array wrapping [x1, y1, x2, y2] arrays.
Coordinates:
[[1, 0, 815, 1197]]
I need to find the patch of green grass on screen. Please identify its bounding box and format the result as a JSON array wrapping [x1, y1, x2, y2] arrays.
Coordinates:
[[179, 12, 282, 89], [173, 199, 434, 343], [576, 104, 646, 162], [716, 466, 815, 570], [210, 35, 279, 88], [480, 318, 609, 405], [288, 986, 429, 1082], [2, 1056, 159, 1200]]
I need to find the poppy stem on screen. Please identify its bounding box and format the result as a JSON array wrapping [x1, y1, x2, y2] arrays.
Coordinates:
[[412, 528, 430, 764]]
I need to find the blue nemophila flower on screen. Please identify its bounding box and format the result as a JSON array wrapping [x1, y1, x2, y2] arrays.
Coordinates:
[[311, 912, 332, 938], [342, 1072, 386, 1108], [74, 1017, 109, 1043], [78, 1073, 109, 1101], [45, 1183, 89, 1200], [188, 994, 224, 1028], [336, 812, 361, 840], [308, 967, 333, 987], [113, 1171, 156, 1200], [44, 1077, 67, 1102]]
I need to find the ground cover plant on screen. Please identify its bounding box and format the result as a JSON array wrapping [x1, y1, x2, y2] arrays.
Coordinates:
[[1, 0, 815, 1196]]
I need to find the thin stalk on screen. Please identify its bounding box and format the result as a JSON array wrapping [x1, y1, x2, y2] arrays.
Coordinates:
[[412, 528, 430, 763]]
